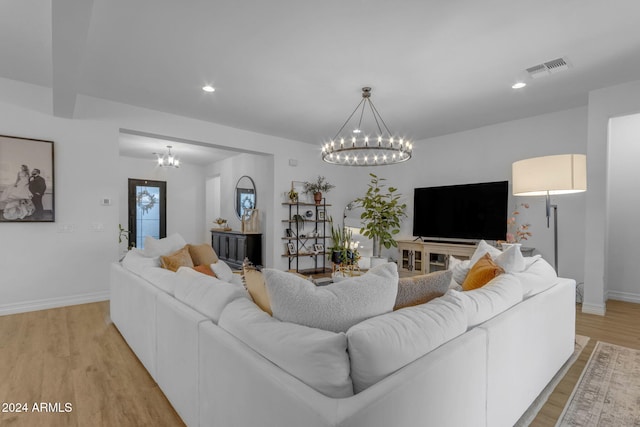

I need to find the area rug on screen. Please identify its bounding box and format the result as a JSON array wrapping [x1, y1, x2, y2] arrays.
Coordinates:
[[514, 335, 590, 427], [556, 341, 640, 426]]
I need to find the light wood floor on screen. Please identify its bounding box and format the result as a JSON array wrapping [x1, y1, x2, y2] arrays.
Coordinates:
[[0, 300, 638, 427]]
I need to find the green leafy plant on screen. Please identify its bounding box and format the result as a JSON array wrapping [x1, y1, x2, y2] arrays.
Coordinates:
[[303, 176, 335, 195], [355, 173, 407, 257], [118, 224, 135, 249], [291, 214, 306, 231]]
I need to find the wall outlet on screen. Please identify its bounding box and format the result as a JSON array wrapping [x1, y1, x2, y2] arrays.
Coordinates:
[[57, 224, 75, 233]]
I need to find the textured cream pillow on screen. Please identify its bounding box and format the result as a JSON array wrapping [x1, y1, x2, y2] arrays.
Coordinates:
[[188, 243, 218, 266], [394, 270, 453, 310], [211, 259, 234, 282], [263, 263, 398, 333], [160, 245, 194, 272]]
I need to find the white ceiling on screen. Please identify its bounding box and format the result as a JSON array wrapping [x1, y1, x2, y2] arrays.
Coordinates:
[[2, 0, 640, 153]]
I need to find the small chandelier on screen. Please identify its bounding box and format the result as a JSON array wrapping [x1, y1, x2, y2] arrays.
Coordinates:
[[156, 145, 180, 168], [322, 87, 413, 166]]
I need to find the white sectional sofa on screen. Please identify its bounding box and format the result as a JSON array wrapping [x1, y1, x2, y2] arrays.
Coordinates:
[[110, 239, 575, 427]]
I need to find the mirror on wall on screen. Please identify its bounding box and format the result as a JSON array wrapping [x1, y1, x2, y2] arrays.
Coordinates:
[[235, 175, 256, 219]]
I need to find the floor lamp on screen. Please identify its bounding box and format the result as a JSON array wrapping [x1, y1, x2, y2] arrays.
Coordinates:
[[512, 154, 587, 273]]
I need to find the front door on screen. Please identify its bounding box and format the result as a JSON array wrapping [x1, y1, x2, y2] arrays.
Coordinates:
[[128, 179, 167, 250]]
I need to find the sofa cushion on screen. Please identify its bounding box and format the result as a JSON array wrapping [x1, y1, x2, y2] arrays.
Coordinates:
[[218, 298, 353, 398], [143, 233, 187, 258], [137, 266, 177, 295], [188, 243, 219, 266], [121, 248, 160, 275], [243, 266, 272, 315], [160, 245, 194, 272], [394, 270, 453, 310], [447, 273, 523, 328], [513, 256, 558, 298], [263, 263, 398, 333], [347, 293, 467, 393], [174, 267, 248, 323], [449, 255, 471, 287], [462, 253, 504, 291]]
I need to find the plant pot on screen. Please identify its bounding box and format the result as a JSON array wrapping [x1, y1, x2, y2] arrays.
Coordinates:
[[313, 192, 322, 205]]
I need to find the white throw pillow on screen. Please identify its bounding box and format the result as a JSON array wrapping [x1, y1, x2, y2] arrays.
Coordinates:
[[174, 267, 249, 323], [469, 240, 503, 267], [347, 294, 467, 393], [210, 259, 234, 282], [218, 298, 353, 398], [449, 255, 471, 286], [493, 245, 526, 273], [263, 263, 399, 333], [447, 273, 523, 328], [143, 233, 187, 258]]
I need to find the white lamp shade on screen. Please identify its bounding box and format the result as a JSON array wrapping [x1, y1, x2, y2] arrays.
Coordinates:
[[512, 154, 587, 196]]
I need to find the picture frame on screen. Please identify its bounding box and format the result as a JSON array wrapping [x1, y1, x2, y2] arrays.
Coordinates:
[[317, 209, 325, 221], [313, 243, 324, 253], [287, 242, 296, 255], [285, 228, 293, 238], [290, 180, 308, 203], [0, 135, 55, 222]]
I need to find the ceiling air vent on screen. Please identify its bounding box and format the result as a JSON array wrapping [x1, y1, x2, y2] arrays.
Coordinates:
[[526, 57, 570, 79]]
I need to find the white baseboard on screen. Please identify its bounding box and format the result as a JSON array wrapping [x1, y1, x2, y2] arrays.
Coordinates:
[[607, 290, 640, 304], [0, 291, 110, 316], [581, 302, 606, 316]]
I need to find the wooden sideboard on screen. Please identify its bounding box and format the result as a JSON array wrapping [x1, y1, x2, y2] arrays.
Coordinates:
[[397, 240, 477, 275], [211, 230, 262, 269]]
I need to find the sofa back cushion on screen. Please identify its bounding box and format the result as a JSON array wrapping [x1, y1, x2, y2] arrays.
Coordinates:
[[143, 233, 187, 258], [448, 273, 523, 328], [513, 257, 558, 298], [263, 263, 398, 333], [347, 294, 467, 393], [219, 298, 353, 398], [174, 267, 249, 323], [394, 270, 452, 310]]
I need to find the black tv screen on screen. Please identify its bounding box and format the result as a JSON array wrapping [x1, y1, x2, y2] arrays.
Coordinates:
[[413, 181, 508, 241]]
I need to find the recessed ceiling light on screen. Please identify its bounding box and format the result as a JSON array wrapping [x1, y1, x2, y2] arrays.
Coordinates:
[[512, 82, 527, 89], [202, 85, 215, 93]]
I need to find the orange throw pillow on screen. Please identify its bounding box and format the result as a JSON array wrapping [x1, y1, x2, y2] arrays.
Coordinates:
[[160, 245, 194, 272], [462, 253, 505, 291], [192, 264, 216, 277]]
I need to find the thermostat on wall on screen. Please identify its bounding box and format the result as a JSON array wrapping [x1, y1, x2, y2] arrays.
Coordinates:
[[101, 198, 112, 206]]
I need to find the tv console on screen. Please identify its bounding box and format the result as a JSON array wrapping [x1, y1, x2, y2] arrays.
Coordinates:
[[397, 240, 477, 275]]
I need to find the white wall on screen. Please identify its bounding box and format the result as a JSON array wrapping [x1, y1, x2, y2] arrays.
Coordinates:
[[118, 154, 207, 249], [393, 107, 588, 283], [584, 79, 640, 315], [606, 113, 640, 303]]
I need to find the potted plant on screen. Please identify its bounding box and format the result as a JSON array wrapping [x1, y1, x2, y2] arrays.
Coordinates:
[[303, 176, 335, 205], [355, 173, 407, 261], [328, 222, 357, 265]]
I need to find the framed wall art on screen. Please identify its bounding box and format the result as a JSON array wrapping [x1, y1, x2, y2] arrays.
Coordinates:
[[0, 135, 55, 222]]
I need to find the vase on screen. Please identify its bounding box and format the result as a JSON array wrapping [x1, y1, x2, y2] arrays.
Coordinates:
[[500, 242, 522, 251], [313, 192, 322, 205]]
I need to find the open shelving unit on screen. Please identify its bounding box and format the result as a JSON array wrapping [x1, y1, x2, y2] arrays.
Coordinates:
[[282, 200, 331, 274]]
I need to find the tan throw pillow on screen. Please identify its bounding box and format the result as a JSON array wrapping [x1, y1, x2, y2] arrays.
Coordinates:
[[192, 264, 216, 277], [462, 253, 504, 291], [160, 245, 194, 272], [394, 270, 453, 310], [243, 266, 272, 315], [188, 243, 219, 266]]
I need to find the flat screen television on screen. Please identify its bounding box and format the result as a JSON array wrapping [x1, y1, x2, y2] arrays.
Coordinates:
[[413, 181, 508, 241]]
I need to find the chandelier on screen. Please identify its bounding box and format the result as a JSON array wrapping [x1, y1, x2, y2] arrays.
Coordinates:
[[321, 87, 413, 166], [156, 145, 180, 168]]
